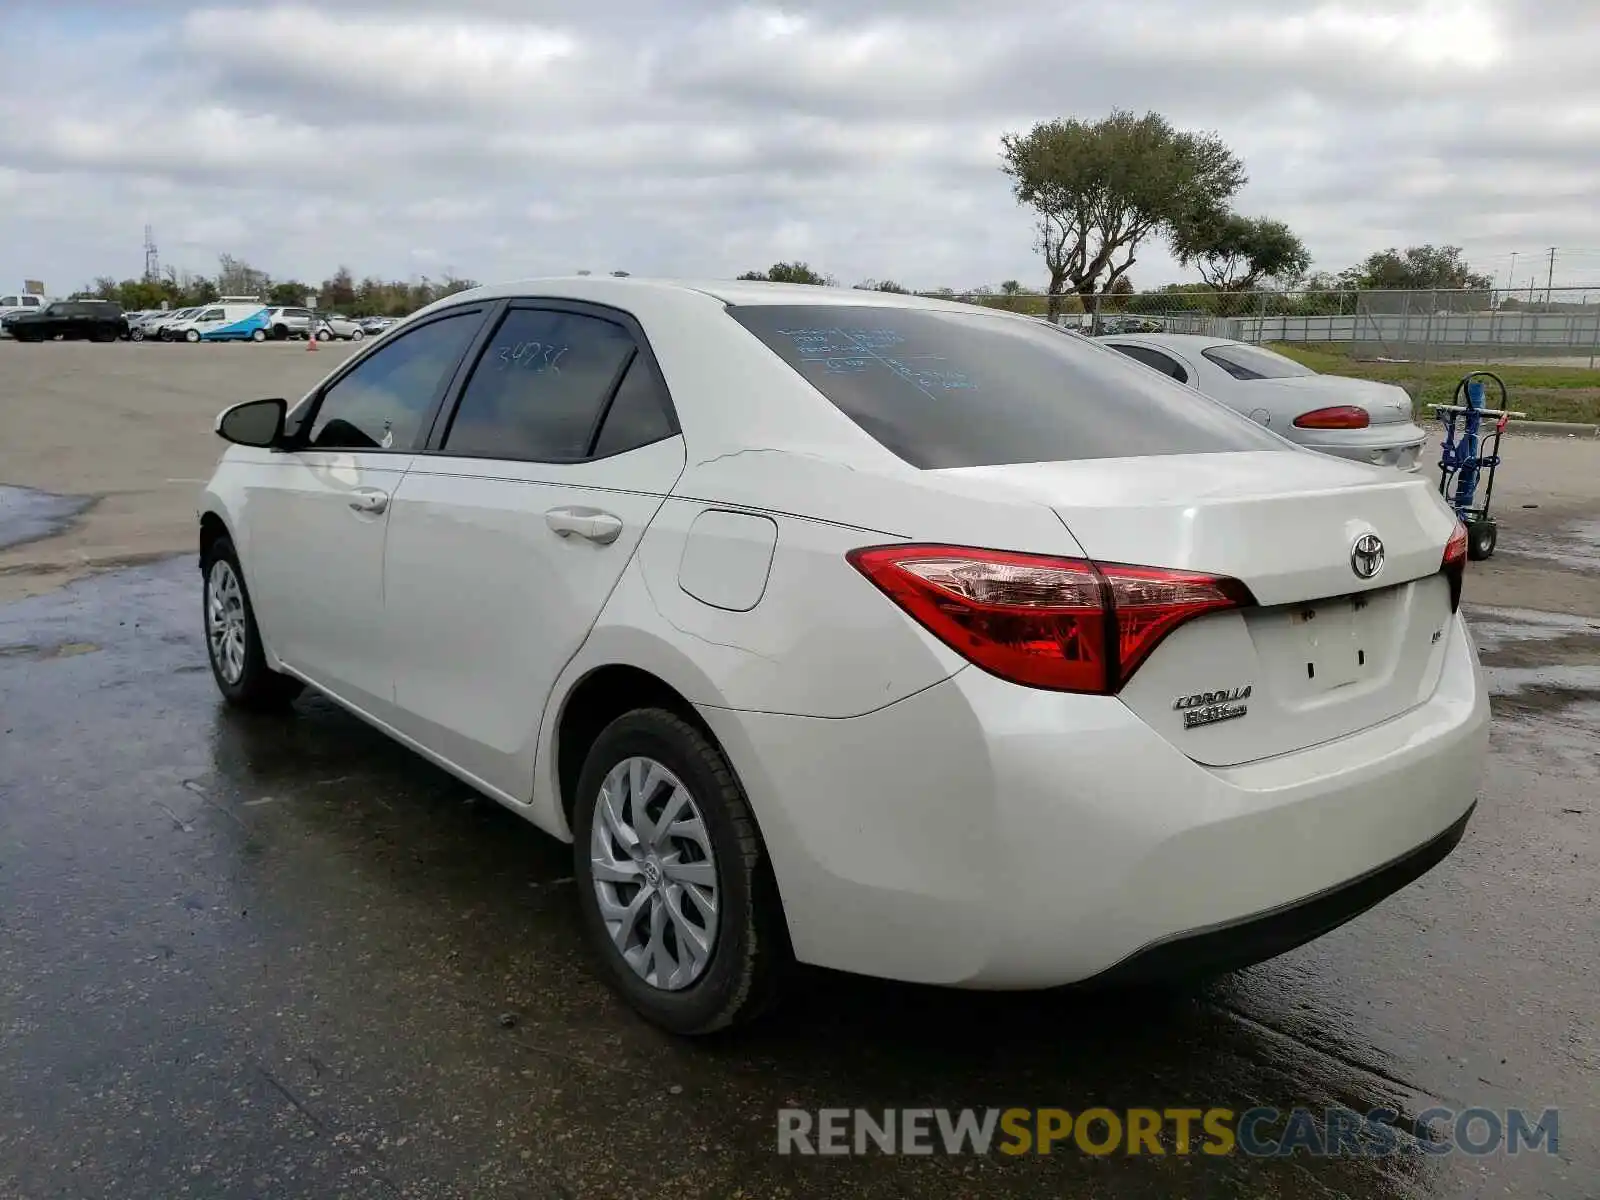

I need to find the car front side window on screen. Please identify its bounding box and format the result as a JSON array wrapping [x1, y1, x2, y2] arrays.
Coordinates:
[[305, 310, 482, 451]]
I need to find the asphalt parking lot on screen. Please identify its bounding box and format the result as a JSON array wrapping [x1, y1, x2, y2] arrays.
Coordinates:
[[1, 340, 1597, 1198]]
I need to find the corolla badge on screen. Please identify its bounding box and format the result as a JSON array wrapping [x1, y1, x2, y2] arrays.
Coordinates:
[[1351, 533, 1385, 580], [1173, 685, 1252, 730]]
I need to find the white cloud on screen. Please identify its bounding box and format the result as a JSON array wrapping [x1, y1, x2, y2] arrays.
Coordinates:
[[0, 0, 1597, 294]]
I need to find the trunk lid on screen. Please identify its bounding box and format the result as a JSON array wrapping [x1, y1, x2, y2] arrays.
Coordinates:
[[1256, 375, 1416, 425], [937, 450, 1458, 766]]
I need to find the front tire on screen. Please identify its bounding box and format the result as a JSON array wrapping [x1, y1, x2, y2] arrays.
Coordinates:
[[202, 536, 303, 710], [250, 328, 267, 342], [185, 328, 200, 343], [572, 709, 786, 1035]]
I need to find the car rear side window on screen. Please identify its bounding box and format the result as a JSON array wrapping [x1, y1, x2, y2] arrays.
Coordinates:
[[1108, 343, 1189, 382], [442, 308, 638, 461], [1201, 344, 1316, 380], [727, 304, 1281, 469], [590, 355, 676, 458]]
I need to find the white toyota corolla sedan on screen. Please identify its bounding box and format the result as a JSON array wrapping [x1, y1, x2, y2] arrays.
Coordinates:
[[198, 278, 1489, 1034]]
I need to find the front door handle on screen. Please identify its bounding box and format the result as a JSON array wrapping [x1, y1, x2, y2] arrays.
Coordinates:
[[546, 506, 623, 545], [349, 488, 389, 514]]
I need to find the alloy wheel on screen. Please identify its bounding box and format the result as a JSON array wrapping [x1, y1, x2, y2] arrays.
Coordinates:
[[205, 559, 248, 685]]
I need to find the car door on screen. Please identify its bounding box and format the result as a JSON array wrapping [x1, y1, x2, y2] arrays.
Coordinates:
[[382, 301, 686, 800], [46, 303, 77, 338], [189, 307, 224, 339], [240, 305, 491, 721]]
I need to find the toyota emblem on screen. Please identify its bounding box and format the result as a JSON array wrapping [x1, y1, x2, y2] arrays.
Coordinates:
[[1351, 533, 1384, 579]]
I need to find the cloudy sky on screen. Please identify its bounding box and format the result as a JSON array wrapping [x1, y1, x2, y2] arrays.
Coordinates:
[[2, 0, 1598, 296]]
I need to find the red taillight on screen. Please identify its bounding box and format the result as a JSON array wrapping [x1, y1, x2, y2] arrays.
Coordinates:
[[847, 544, 1253, 694], [1292, 405, 1370, 429], [1442, 520, 1468, 612]]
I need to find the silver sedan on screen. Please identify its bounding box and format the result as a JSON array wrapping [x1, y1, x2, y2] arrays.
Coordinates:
[[1097, 333, 1426, 471]]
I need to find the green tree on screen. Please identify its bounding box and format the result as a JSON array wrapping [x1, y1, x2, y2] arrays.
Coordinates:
[[738, 262, 832, 285], [1100, 275, 1136, 313], [1000, 109, 1246, 322], [853, 278, 909, 293], [1342, 245, 1493, 291], [320, 265, 357, 310], [1172, 214, 1311, 294], [267, 280, 314, 306], [117, 279, 170, 309], [436, 274, 479, 298]]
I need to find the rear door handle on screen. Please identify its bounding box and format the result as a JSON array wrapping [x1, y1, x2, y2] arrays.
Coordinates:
[[546, 506, 622, 545], [348, 488, 389, 514]]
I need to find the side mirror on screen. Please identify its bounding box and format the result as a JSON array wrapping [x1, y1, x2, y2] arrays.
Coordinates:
[[216, 398, 287, 448]]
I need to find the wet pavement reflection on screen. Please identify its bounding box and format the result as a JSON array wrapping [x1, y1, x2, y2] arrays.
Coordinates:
[[1, 558, 1595, 1198], [0, 483, 95, 552]]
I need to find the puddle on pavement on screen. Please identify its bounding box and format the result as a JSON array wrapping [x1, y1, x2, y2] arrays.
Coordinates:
[[1501, 516, 1600, 574], [0, 484, 95, 551], [1467, 606, 1600, 717], [1469, 605, 1600, 654]]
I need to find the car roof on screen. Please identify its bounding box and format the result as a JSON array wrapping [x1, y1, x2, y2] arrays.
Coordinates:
[[423, 275, 1001, 316], [1100, 332, 1244, 351]]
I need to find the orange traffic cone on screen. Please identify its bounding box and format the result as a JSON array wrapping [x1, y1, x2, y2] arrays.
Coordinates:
[[306, 332, 319, 352]]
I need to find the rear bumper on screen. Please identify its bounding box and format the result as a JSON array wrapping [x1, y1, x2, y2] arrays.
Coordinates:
[[699, 612, 1487, 988], [1084, 802, 1474, 986], [1300, 424, 1427, 472]]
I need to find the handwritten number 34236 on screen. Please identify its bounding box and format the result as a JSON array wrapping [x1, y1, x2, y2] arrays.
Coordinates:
[[498, 341, 567, 373]]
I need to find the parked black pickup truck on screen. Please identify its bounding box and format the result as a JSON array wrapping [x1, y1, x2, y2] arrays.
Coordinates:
[[2, 300, 128, 342]]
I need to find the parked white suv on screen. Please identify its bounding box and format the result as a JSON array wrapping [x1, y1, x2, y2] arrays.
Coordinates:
[[197, 278, 1488, 1035], [267, 307, 315, 340]]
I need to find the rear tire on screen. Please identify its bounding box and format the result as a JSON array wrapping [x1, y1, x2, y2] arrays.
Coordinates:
[[1467, 519, 1497, 561], [572, 708, 787, 1035], [250, 328, 267, 342], [350, 328, 364, 342], [201, 535, 303, 710]]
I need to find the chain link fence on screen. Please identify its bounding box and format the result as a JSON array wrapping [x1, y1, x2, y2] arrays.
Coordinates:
[[920, 285, 1600, 368]]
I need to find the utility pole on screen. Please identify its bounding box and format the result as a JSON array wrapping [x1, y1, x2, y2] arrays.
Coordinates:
[[1505, 251, 1517, 299], [1545, 246, 1557, 305]]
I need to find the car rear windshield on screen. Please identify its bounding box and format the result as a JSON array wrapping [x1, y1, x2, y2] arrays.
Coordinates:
[[1200, 343, 1316, 380], [727, 305, 1282, 469]]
